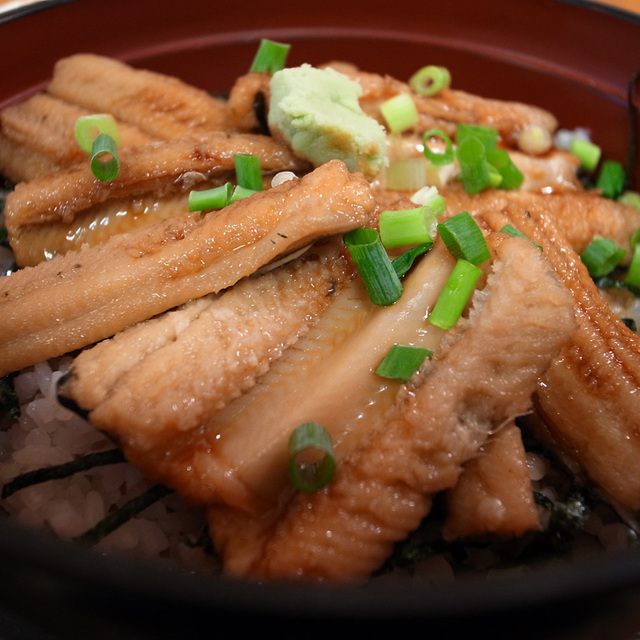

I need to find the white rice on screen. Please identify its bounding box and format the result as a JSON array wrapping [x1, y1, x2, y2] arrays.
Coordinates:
[[0, 358, 219, 573]]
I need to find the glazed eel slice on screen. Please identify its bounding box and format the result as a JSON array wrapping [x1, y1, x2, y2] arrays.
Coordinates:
[[59, 237, 357, 453], [442, 185, 640, 263], [0, 160, 374, 377], [478, 203, 640, 514], [5, 131, 309, 266], [0, 93, 155, 183], [207, 230, 575, 582], [47, 54, 231, 140], [109, 239, 452, 512]]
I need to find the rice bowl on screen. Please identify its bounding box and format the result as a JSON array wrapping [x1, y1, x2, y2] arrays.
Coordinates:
[[1, 0, 640, 637]]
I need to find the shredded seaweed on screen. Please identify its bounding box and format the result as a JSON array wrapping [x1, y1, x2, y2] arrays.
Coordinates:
[[1, 448, 126, 499], [74, 483, 175, 545], [595, 274, 640, 298], [530, 484, 596, 554], [0, 373, 20, 422]]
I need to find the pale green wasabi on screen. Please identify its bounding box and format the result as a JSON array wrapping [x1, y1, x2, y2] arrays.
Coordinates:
[[268, 64, 388, 180]]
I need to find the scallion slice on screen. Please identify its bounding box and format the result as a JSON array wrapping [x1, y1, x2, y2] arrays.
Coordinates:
[[90, 133, 119, 181], [380, 93, 419, 133], [344, 228, 403, 306], [500, 224, 543, 250], [375, 343, 432, 381], [486, 148, 524, 190], [391, 242, 432, 277], [570, 136, 601, 171], [250, 38, 291, 74], [581, 236, 626, 277], [619, 191, 640, 210], [456, 136, 493, 194], [379, 206, 436, 249], [410, 185, 446, 216], [437, 211, 490, 265], [288, 422, 336, 492], [188, 183, 233, 212], [422, 129, 455, 166], [596, 160, 626, 199], [74, 113, 121, 153], [456, 123, 499, 152], [626, 244, 640, 289], [385, 156, 428, 191], [230, 185, 258, 202], [429, 259, 482, 330], [409, 65, 451, 97], [234, 153, 263, 191]]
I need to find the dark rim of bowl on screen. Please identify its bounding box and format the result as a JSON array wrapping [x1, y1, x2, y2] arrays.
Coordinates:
[[0, 0, 639, 627]]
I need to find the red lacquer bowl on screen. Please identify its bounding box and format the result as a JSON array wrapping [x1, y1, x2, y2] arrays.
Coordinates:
[[1, 1, 640, 638]]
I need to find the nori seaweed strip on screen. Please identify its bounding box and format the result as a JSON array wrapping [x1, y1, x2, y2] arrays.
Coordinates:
[[594, 274, 640, 298], [75, 483, 175, 545], [1, 448, 126, 499], [0, 372, 20, 420]]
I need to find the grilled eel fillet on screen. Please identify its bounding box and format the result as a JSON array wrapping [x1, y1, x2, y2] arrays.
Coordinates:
[[227, 63, 558, 150], [47, 53, 231, 141], [0, 93, 155, 183], [4, 132, 310, 266], [0, 160, 375, 377], [478, 203, 640, 513], [59, 238, 358, 453], [207, 231, 575, 582]]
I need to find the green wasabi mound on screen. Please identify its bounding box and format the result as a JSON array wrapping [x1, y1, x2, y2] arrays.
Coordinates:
[[268, 64, 388, 180]]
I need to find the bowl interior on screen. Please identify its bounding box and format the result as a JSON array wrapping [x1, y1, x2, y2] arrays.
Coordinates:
[[1, 0, 640, 637]]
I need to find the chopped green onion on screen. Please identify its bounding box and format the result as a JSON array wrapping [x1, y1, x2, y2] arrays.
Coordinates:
[[250, 38, 291, 74], [385, 156, 428, 191], [379, 206, 436, 249], [619, 191, 640, 210], [626, 244, 640, 288], [234, 153, 263, 191], [375, 344, 432, 381], [188, 183, 233, 212], [456, 123, 499, 152], [500, 224, 542, 250], [486, 148, 524, 190], [437, 211, 490, 265], [456, 136, 494, 194], [391, 242, 432, 277], [344, 228, 403, 306], [517, 124, 552, 155], [581, 236, 626, 277], [422, 129, 455, 166], [631, 227, 640, 249], [409, 65, 451, 97], [74, 113, 121, 153], [90, 133, 119, 181], [288, 422, 336, 492], [596, 160, 626, 199], [230, 185, 258, 202], [380, 93, 419, 133], [429, 259, 482, 330], [410, 185, 447, 216], [570, 136, 601, 171]]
